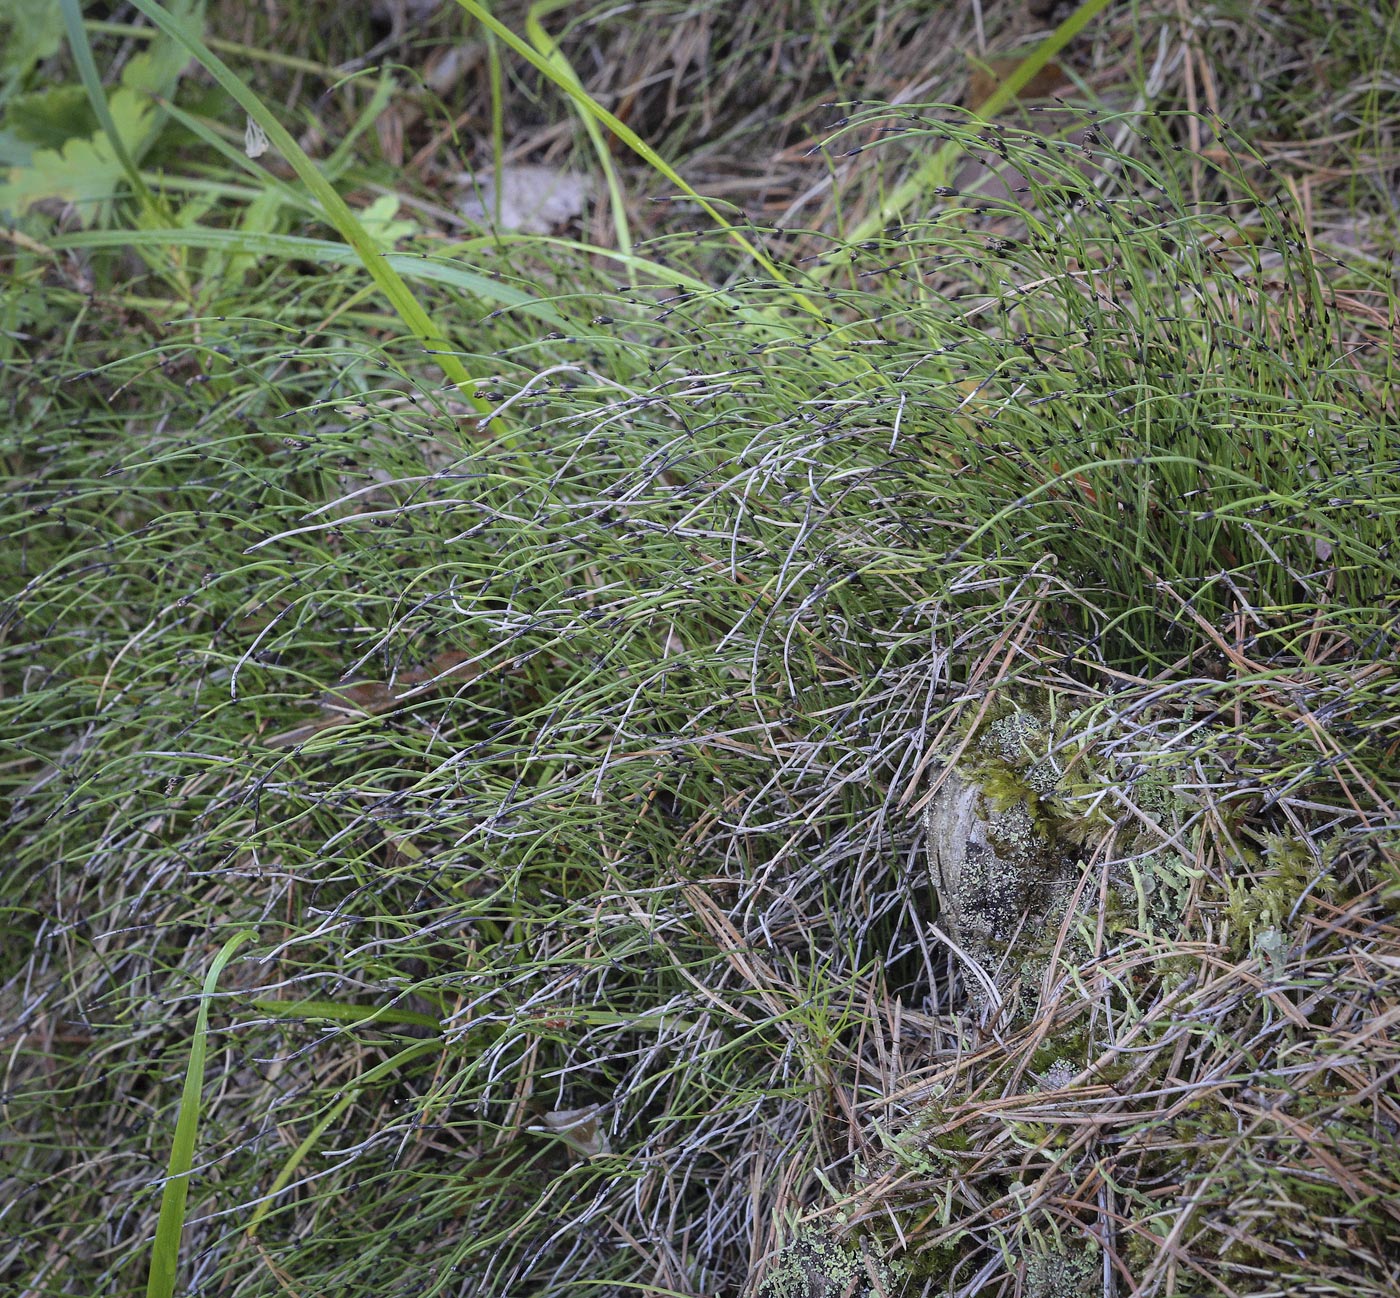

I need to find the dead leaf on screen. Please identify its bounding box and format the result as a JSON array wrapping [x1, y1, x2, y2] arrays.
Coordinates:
[[535, 1106, 610, 1159], [967, 55, 1069, 112], [262, 650, 479, 748]]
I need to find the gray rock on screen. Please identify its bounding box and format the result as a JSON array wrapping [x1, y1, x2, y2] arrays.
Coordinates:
[[922, 765, 1076, 1018]]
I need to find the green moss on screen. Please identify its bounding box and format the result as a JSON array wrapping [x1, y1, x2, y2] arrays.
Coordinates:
[[967, 709, 1061, 824], [862, 1106, 974, 1180], [974, 767, 1040, 819], [897, 1239, 961, 1281], [1225, 831, 1340, 941]]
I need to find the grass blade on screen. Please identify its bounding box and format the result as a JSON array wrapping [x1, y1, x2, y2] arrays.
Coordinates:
[[52, 226, 572, 325], [146, 929, 257, 1298], [452, 0, 783, 284], [839, 0, 1116, 247], [124, 0, 488, 411], [56, 0, 164, 220], [525, 0, 631, 258]]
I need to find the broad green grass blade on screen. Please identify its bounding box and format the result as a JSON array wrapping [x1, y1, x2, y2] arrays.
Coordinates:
[[125, 0, 488, 411], [52, 226, 572, 325], [453, 0, 783, 284], [526, 0, 631, 258], [454, 1, 867, 339], [58, 0, 164, 219], [486, 32, 505, 223], [146, 929, 256, 1298], [839, 0, 1116, 248]]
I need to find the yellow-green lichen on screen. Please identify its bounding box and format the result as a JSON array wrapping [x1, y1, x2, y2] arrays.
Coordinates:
[[978, 711, 1049, 765], [756, 1224, 901, 1298]]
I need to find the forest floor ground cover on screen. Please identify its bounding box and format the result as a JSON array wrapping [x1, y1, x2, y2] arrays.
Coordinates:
[[3, 1, 1399, 1295]]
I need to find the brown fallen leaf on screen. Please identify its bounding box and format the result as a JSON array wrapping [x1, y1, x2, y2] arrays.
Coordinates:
[[966, 55, 1069, 112], [261, 650, 480, 749]]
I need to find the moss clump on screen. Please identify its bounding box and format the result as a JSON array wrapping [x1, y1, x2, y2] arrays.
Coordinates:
[[968, 710, 1060, 823], [1226, 831, 1341, 941], [859, 1105, 974, 1181]]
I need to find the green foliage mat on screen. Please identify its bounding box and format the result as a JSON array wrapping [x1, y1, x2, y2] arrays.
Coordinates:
[[4, 97, 1399, 1296]]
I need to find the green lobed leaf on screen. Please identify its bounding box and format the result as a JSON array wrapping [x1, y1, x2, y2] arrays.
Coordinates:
[[1, 83, 96, 151], [0, 0, 68, 93]]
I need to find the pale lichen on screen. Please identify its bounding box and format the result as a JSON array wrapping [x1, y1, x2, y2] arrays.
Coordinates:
[[979, 711, 1048, 764], [756, 1224, 900, 1298], [1035, 1057, 1079, 1092], [1023, 1241, 1100, 1298]]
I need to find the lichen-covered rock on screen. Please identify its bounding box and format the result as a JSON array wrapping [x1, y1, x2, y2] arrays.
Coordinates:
[[749, 701, 1216, 1297], [921, 699, 1210, 1018], [922, 763, 1077, 1017]]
